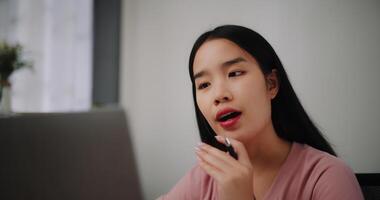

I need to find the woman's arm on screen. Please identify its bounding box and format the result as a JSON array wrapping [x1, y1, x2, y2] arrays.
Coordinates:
[[312, 159, 364, 200]]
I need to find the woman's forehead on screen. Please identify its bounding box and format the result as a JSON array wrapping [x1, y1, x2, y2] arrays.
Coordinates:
[[193, 39, 257, 74]]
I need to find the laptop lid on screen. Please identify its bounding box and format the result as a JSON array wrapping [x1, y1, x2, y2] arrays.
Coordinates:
[[0, 107, 143, 200]]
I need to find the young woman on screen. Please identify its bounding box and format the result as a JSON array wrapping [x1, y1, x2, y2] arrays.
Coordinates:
[[158, 25, 363, 200]]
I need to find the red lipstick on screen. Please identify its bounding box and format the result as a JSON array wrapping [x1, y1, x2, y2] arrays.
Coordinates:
[[216, 108, 242, 129]]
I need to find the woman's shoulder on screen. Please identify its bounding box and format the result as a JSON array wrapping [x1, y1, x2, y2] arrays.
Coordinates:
[[282, 142, 353, 182], [292, 143, 364, 199], [188, 162, 210, 177], [295, 143, 350, 171], [157, 163, 217, 200], [183, 162, 214, 186]]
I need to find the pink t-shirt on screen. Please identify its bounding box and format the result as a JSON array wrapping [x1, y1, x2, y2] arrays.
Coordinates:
[[158, 143, 364, 200]]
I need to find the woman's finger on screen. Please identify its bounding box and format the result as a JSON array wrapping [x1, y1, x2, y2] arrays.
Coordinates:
[[198, 142, 237, 166], [197, 158, 223, 181], [195, 145, 234, 172], [215, 135, 252, 167]]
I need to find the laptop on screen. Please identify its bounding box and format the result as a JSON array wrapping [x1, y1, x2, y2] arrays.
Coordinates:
[[0, 107, 143, 200]]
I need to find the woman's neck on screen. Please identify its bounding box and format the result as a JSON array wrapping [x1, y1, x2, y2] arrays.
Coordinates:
[[244, 122, 291, 173]]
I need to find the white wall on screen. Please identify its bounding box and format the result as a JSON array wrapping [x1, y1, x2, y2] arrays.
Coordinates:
[[120, 0, 380, 199]]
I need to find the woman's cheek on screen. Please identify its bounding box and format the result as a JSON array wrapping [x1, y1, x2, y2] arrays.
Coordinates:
[[197, 96, 211, 120], [197, 98, 218, 132]]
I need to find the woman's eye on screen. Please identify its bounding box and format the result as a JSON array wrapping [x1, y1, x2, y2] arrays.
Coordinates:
[[197, 82, 210, 90], [229, 71, 244, 77]]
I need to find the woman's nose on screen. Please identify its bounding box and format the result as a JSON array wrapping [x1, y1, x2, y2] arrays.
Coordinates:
[[213, 83, 233, 106]]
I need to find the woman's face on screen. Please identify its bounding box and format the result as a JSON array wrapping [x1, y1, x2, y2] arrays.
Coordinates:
[[193, 39, 278, 142]]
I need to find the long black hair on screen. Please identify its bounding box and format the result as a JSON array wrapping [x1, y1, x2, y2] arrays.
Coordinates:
[[188, 25, 336, 156]]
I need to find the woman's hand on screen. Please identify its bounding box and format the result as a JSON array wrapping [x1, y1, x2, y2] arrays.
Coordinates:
[[195, 136, 254, 200]]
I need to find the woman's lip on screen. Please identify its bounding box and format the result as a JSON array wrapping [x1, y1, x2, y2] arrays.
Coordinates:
[[219, 113, 241, 129], [216, 108, 241, 121]]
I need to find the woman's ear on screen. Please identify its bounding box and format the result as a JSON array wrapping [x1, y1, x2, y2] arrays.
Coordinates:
[[266, 69, 279, 99]]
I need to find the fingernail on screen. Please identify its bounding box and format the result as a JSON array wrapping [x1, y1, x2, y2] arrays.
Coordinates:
[[194, 146, 201, 152], [225, 137, 231, 146], [215, 135, 222, 139], [197, 142, 205, 148]]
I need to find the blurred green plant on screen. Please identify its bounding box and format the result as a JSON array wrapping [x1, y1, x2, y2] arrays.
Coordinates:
[[0, 41, 32, 98]]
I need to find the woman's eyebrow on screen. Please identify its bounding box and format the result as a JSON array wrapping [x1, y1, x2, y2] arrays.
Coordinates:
[[222, 57, 247, 67], [193, 57, 247, 80], [194, 71, 206, 80]]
